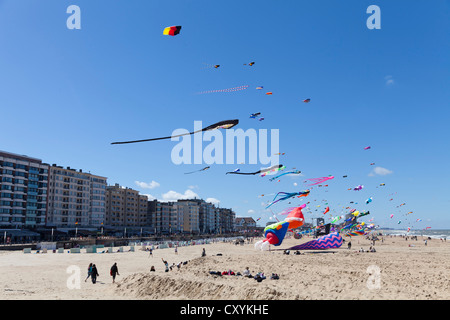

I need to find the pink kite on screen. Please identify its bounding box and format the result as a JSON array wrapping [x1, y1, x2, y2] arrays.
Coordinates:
[[364, 146, 371, 150], [305, 176, 334, 186]]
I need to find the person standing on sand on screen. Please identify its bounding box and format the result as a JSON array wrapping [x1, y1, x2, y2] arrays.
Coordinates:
[[85, 263, 93, 282], [110, 263, 119, 283], [348, 241, 352, 250], [91, 264, 99, 284], [162, 258, 169, 272], [148, 247, 153, 257]]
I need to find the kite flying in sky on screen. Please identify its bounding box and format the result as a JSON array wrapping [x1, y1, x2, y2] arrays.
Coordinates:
[[226, 164, 284, 176], [184, 166, 210, 174], [265, 190, 310, 209], [303, 99, 311, 103], [197, 85, 249, 94], [305, 176, 334, 186], [268, 170, 302, 182], [111, 119, 239, 145], [163, 26, 182, 36]]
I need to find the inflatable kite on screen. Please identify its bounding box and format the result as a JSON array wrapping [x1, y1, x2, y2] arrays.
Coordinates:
[[353, 185, 364, 191], [265, 190, 310, 209], [286, 232, 343, 251], [255, 205, 306, 250], [366, 197, 373, 204], [226, 164, 284, 175], [163, 26, 182, 36], [111, 119, 239, 145], [305, 176, 334, 186], [256, 86, 263, 90], [323, 206, 330, 215]]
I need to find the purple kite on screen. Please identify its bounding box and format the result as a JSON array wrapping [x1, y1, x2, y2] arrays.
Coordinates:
[[364, 146, 371, 150], [305, 176, 334, 186], [285, 232, 343, 250]]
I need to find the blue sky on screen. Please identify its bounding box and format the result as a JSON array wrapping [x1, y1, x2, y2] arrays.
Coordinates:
[[0, 0, 449, 229]]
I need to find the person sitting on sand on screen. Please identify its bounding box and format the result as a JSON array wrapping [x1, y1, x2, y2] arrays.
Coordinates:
[[150, 266, 156, 272], [243, 267, 251, 277]]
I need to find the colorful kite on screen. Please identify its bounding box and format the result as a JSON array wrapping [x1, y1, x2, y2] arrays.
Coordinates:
[[323, 206, 330, 215], [353, 185, 364, 191], [163, 26, 182, 36], [244, 62, 255, 66], [250, 112, 262, 119], [226, 164, 285, 176], [266, 92, 273, 95], [303, 99, 311, 103], [305, 176, 334, 186], [265, 190, 310, 209], [197, 85, 249, 94], [364, 146, 371, 150], [366, 197, 373, 204], [286, 233, 343, 250], [261, 165, 286, 177], [184, 166, 210, 174], [256, 86, 263, 90], [111, 119, 239, 145], [255, 205, 306, 250]]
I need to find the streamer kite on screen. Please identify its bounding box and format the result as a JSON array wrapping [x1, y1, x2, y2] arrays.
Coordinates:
[[184, 166, 210, 174], [226, 164, 284, 175], [305, 176, 334, 186], [268, 170, 302, 182], [111, 119, 239, 145], [163, 26, 182, 36], [261, 165, 286, 177], [265, 190, 310, 209], [197, 85, 249, 94]]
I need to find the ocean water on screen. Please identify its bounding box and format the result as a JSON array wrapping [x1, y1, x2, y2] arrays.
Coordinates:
[[380, 229, 450, 240]]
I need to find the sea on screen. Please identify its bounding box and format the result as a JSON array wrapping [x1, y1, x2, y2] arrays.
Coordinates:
[[379, 228, 450, 240]]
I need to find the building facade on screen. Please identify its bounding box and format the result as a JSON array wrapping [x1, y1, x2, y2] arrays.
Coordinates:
[[0, 151, 49, 229], [105, 184, 148, 228], [47, 165, 107, 228]]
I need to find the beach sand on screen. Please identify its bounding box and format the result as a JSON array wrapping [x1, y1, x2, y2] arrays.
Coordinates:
[[0, 235, 449, 300]]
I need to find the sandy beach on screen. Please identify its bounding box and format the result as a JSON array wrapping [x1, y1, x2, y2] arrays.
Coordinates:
[[0, 235, 449, 300]]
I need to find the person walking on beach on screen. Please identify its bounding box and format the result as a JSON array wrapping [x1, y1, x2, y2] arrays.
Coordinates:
[[85, 263, 93, 282], [110, 263, 119, 283], [175, 246, 178, 255], [148, 247, 153, 258], [348, 240, 352, 250], [202, 248, 206, 257], [91, 264, 99, 284]]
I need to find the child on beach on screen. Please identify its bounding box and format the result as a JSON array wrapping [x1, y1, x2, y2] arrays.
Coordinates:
[[85, 263, 93, 282], [91, 264, 99, 284], [162, 258, 169, 272]]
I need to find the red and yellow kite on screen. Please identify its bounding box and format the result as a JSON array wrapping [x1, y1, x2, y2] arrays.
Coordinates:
[[163, 26, 182, 36]]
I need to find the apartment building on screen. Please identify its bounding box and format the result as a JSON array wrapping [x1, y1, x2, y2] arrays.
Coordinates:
[[47, 165, 107, 228], [105, 184, 148, 227], [0, 151, 49, 229]]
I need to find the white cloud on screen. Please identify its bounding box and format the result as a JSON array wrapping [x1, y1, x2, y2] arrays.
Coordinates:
[[135, 180, 160, 189], [248, 209, 255, 214], [142, 194, 156, 201], [293, 182, 298, 186], [369, 166, 393, 176], [188, 185, 198, 190], [385, 75, 395, 86], [206, 197, 220, 205], [161, 189, 199, 202]]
